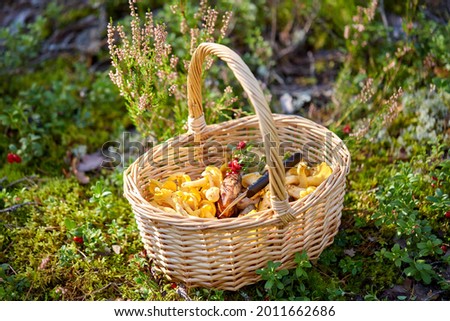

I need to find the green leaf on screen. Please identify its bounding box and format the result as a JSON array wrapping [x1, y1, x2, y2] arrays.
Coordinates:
[[416, 242, 426, 249], [277, 281, 284, 290], [420, 271, 432, 284], [64, 218, 77, 230], [426, 196, 439, 203], [101, 191, 112, 197], [279, 269, 289, 277], [404, 266, 416, 277], [265, 279, 274, 289], [296, 267, 305, 278]]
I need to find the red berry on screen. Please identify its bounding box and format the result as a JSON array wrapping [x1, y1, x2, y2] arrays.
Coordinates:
[[237, 141, 246, 150], [432, 176, 438, 181], [441, 245, 448, 253], [7, 153, 21, 164], [7, 153, 15, 163], [228, 158, 242, 173], [73, 236, 83, 244], [431, 183, 436, 188], [232, 160, 242, 172], [170, 282, 177, 289], [343, 124, 351, 134], [445, 211, 450, 218]]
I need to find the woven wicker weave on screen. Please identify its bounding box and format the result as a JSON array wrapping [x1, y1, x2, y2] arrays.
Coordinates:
[[124, 43, 351, 291]]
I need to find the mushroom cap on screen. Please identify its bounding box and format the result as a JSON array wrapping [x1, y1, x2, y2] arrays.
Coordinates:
[[153, 187, 175, 207], [204, 186, 220, 202], [167, 172, 191, 187], [148, 179, 161, 195], [202, 166, 223, 187], [242, 172, 262, 188], [306, 162, 332, 186], [199, 200, 216, 218]]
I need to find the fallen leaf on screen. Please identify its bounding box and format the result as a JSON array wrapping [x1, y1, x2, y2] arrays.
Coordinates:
[[413, 283, 440, 301], [71, 157, 89, 184], [176, 283, 192, 301], [382, 284, 409, 300], [112, 245, 121, 255], [344, 248, 356, 257], [77, 152, 106, 172]]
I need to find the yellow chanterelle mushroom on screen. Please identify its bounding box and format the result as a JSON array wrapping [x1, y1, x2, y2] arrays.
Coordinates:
[[299, 186, 317, 198], [297, 162, 308, 188], [204, 186, 220, 202], [181, 166, 223, 202], [306, 162, 332, 187], [196, 200, 216, 218]]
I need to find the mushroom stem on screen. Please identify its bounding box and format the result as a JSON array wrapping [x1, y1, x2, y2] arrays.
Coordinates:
[[181, 177, 207, 188]]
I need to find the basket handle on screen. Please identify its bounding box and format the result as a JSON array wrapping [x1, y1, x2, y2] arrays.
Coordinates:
[[187, 42, 295, 224]]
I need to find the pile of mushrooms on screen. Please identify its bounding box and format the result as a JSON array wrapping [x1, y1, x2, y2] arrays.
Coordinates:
[[236, 161, 333, 217], [147, 166, 222, 218], [146, 161, 333, 219]]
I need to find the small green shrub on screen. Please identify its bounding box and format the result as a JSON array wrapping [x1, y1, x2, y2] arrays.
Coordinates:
[[256, 251, 343, 300]]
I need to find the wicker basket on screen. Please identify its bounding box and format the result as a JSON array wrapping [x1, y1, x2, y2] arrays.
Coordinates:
[[124, 43, 350, 291]]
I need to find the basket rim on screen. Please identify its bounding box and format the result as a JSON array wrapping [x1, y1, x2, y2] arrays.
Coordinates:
[[124, 114, 350, 230]]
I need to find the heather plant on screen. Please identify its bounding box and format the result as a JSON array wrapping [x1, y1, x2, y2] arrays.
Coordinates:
[[107, 0, 237, 140], [2, 0, 450, 302]]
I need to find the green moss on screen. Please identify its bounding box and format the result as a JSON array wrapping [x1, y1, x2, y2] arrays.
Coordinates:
[[0, 173, 152, 300]]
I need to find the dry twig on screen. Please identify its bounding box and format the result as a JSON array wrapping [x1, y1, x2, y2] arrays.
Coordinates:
[[0, 201, 38, 213]]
